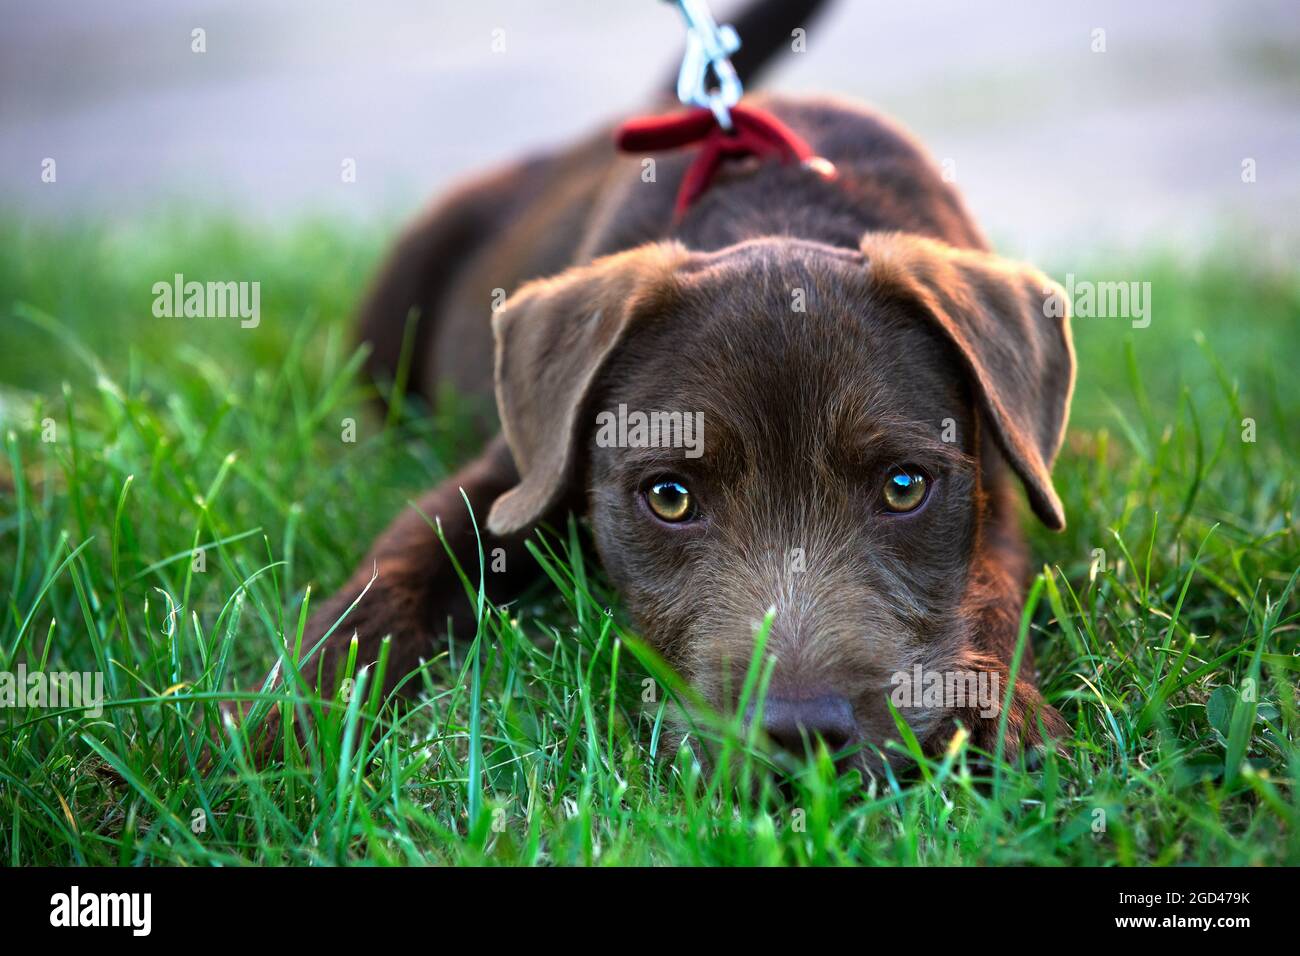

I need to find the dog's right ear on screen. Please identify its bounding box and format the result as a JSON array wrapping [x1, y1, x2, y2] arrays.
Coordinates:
[[487, 242, 691, 536]]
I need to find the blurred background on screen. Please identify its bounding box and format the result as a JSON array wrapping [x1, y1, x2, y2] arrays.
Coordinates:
[[3, 0, 1298, 261]]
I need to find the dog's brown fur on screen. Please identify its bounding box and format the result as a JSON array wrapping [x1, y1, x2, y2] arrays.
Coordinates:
[[270, 3, 1074, 772]]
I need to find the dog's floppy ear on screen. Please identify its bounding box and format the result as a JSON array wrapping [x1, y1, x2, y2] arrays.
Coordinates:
[[487, 242, 691, 536], [860, 233, 1075, 530]]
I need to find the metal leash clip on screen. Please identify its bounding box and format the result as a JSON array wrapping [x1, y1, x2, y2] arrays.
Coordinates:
[[666, 0, 744, 130]]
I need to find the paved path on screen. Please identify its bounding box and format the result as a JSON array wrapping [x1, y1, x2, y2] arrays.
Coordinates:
[[3, 0, 1297, 258]]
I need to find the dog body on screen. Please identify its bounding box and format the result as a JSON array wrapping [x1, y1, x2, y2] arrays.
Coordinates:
[[304, 6, 1073, 770], [360, 95, 987, 416]]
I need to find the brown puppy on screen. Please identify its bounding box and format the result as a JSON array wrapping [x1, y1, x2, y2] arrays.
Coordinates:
[[299, 0, 1073, 771]]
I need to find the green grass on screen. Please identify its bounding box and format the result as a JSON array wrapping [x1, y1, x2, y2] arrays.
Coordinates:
[[0, 214, 1297, 866]]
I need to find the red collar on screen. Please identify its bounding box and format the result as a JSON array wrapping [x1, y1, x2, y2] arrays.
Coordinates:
[[615, 104, 836, 221]]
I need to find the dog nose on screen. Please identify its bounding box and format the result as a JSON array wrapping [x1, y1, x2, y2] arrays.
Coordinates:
[[758, 694, 858, 755]]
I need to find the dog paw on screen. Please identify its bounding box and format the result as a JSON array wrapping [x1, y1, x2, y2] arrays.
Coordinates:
[[966, 681, 1070, 765], [200, 698, 283, 771]]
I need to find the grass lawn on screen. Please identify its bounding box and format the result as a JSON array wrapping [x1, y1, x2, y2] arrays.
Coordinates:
[[0, 215, 1296, 866]]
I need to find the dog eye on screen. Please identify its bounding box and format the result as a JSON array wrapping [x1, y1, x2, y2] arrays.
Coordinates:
[[645, 479, 695, 522], [882, 466, 929, 513]]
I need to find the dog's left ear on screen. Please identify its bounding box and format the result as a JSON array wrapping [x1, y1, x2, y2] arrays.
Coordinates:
[[860, 233, 1075, 530], [486, 242, 691, 536]]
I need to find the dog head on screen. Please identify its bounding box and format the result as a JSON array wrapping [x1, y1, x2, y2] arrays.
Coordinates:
[[486, 233, 1073, 770]]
